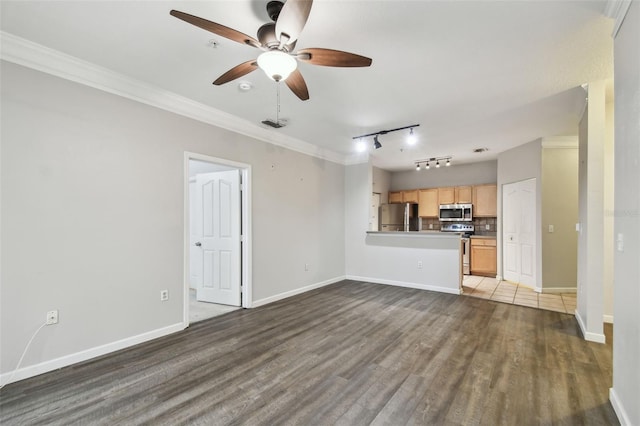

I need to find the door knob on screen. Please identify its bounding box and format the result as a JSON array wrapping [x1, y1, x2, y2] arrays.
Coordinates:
[[195, 242, 202, 247]]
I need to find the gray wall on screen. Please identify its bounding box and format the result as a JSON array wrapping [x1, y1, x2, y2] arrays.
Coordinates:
[[612, 2, 640, 423], [390, 160, 497, 190], [1, 62, 345, 379], [541, 145, 578, 289], [496, 139, 542, 286]]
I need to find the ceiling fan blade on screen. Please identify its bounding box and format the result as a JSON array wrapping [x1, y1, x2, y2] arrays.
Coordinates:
[[213, 60, 259, 85], [275, 0, 313, 44], [297, 48, 372, 67], [170, 10, 260, 48], [285, 69, 310, 101]]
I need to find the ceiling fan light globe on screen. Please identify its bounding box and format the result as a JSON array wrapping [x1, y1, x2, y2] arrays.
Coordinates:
[[257, 51, 297, 82]]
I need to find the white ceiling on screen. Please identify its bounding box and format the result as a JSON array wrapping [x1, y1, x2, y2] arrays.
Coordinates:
[[1, 1, 613, 171]]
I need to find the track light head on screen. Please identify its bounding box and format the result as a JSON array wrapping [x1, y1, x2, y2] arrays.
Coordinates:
[[446, 158, 451, 166], [436, 160, 440, 168], [407, 127, 417, 146], [416, 163, 420, 171], [373, 135, 382, 149]]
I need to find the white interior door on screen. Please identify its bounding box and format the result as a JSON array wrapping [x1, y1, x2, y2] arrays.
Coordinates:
[[195, 170, 241, 306], [189, 180, 202, 289], [502, 179, 537, 286], [503, 183, 520, 282]]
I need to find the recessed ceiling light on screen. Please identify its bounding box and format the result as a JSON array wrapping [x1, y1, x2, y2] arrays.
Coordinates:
[[473, 147, 489, 153], [238, 81, 253, 92]]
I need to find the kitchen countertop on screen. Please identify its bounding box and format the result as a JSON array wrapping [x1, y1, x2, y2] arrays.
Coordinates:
[[366, 231, 462, 238], [470, 234, 497, 239]]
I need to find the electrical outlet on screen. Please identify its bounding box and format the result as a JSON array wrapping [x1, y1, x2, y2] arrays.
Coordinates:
[[46, 310, 58, 325], [305, 263, 309, 271], [429, 224, 433, 229], [417, 261, 423, 269], [160, 290, 169, 301], [485, 224, 490, 230]]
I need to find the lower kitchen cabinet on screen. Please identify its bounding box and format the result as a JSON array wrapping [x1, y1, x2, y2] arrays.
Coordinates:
[[470, 237, 497, 277]]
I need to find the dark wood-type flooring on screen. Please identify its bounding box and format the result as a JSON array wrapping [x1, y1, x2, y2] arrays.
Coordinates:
[[0, 280, 618, 425]]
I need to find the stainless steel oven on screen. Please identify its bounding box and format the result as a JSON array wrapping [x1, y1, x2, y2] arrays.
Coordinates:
[[439, 203, 472, 222], [441, 223, 474, 275]]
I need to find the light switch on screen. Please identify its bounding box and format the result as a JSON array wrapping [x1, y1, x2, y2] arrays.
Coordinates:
[[548, 225, 554, 233], [617, 233, 624, 252]]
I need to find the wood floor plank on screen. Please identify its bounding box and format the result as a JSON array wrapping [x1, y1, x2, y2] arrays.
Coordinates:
[[0, 281, 618, 425]]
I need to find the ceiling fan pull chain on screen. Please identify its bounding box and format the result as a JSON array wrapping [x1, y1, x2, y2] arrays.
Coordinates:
[[277, 82, 281, 124]]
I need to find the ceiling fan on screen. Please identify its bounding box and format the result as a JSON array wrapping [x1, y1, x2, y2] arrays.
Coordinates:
[[170, 0, 372, 101]]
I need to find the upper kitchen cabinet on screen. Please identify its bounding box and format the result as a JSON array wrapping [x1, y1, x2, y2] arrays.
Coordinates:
[[418, 188, 438, 217], [390, 190, 419, 204], [455, 186, 472, 204], [439, 186, 471, 205], [402, 189, 419, 203], [389, 191, 403, 204], [438, 187, 455, 205], [473, 184, 497, 217]]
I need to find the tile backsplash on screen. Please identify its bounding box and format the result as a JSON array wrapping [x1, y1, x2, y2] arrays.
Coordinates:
[[420, 217, 497, 235]]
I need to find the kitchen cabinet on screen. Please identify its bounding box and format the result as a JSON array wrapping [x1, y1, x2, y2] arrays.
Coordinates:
[[470, 237, 497, 277], [389, 191, 403, 204], [439, 186, 471, 205], [390, 190, 418, 204], [402, 189, 419, 204], [418, 188, 438, 217], [438, 187, 455, 205], [455, 186, 472, 203], [473, 184, 497, 217]]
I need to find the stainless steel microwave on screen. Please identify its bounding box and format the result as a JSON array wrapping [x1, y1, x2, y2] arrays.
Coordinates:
[[439, 203, 473, 222]]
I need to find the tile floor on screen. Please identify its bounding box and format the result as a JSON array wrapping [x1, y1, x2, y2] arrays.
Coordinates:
[[189, 288, 240, 323], [462, 275, 577, 314]]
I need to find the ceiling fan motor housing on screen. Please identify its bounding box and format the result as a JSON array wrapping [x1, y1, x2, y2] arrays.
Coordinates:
[[257, 23, 296, 52]]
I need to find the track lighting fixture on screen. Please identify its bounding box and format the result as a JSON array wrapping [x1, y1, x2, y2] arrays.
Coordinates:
[[352, 124, 420, 152], [414, 156, 452, 171]]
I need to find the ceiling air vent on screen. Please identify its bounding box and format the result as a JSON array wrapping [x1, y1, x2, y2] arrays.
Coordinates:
[[473, 147, 489, 153]]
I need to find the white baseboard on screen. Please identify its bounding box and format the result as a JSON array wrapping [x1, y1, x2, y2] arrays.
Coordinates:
[[603, 314, 614, 324], [0, 322, 185, 387], [609, 387, 631, 425], [540, 287, 577, 294], [346, 275, 462, 295], [574, 309, 606, 343], [251, 276, 346, 308]]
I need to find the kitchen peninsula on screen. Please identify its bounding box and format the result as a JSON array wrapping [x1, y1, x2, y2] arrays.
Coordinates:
[[361, 231, 463, 294]]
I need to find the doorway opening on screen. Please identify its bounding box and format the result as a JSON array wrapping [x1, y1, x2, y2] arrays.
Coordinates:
[[184, 152, 252, 326]]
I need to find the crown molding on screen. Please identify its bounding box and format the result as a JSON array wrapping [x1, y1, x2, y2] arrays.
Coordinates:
[[0, 31, 347, 165], [541, 136, 578, 149], [604, 0, 632, 38]]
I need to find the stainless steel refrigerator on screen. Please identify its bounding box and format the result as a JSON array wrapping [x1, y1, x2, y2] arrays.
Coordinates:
[[379, 203, 419, 232]]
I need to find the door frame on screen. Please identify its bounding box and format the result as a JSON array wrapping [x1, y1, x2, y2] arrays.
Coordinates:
[[183, 152, 252, 327]]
